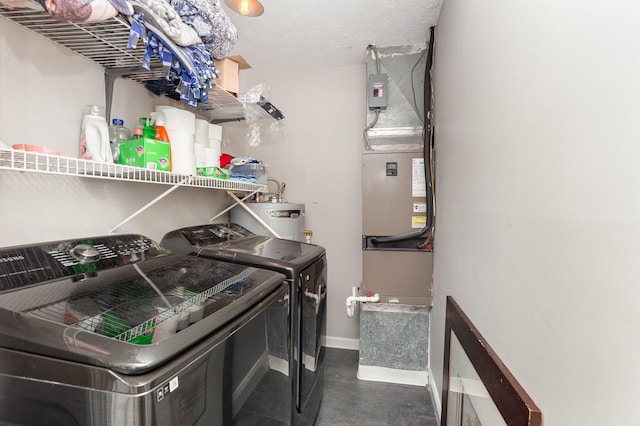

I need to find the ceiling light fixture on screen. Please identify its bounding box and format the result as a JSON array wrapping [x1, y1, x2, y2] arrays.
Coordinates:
[[224, 0, 264, 17]]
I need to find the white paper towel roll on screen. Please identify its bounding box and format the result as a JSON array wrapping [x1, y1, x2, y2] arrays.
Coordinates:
[[155, 105, 175, 113], [207, 140, 221, 167], [172, 153, 196, 175], [204, 147, 220, 167], [195, 119, 209, 137], [209, 138, 221, 151], [195, 133, 209, 146], [209, 124, 222, 141], [167, 130, 194, 152], [162, 109, 195, 134], [194, 143, 206, 167]]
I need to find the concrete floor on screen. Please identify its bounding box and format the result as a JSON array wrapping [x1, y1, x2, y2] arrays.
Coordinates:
[[315, 348, 439, 426]]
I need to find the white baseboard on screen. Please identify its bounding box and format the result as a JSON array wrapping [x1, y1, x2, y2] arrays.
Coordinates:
[[427, 365, 441, 421], [322, 335, 360, 350], [357, 364, 428, 387], [268, 355, 289, 376]]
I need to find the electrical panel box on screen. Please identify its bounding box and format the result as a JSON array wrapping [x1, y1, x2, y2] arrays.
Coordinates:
[[367, 73, 387, 110]]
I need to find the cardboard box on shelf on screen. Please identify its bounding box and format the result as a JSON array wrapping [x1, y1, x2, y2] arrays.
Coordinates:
[[227, 55, 251, 70], [119, 138, 171, 171], [214, 58, 239, 94]]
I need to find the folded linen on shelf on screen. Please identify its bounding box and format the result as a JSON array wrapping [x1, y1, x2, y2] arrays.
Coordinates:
[[168, 0, 237, 60], [230, 156, 261, 166], [137, 0, 199, 46], [228, 174, 259, 184], [128, 7, 218, 107], [37, 0, 132, 22], [229, 157, 264, 183]]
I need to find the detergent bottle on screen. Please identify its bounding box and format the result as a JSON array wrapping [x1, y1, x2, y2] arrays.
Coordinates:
[[79, 105, 112, 163], [150, 111, 172, 171], [150, 112, 170, 143]]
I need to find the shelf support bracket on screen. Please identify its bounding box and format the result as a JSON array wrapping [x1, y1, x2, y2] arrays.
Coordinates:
[[104, 67, 156, 123], [109, 176, 193, 234], [225, 191, 282, 238], [209, 189, 260, 223]]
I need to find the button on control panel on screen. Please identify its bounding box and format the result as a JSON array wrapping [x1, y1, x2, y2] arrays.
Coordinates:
[[47, 235, 159, 269]]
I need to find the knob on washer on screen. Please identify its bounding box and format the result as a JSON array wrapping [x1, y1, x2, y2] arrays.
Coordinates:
[[71, 244, 100, 263]]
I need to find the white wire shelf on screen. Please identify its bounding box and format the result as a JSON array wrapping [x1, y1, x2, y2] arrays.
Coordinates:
[[0, 148, 266, 193], [0, 6, 140, 69], [0, 2, 247, 122]]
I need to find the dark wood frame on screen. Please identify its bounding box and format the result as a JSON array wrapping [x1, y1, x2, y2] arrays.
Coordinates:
[[441, 296, 542, 425]]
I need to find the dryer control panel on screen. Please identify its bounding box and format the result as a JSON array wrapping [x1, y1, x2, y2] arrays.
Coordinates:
[[166, 223, 254, 250]]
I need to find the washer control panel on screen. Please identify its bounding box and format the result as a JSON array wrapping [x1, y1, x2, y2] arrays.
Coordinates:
[[0, 235, 165, 291], [70, 244, 102, 264]]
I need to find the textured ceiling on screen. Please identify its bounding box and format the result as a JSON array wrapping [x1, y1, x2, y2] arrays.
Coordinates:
[[221, 0, 443, 72]]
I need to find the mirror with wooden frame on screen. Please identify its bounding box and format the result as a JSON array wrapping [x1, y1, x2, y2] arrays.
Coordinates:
[[441, 296, 542, 426]]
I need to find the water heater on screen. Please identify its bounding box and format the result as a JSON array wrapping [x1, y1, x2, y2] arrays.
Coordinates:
[[231, 202, 305, 242]]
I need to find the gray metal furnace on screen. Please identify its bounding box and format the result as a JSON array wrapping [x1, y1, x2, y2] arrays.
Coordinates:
[[361, 150, 433, 306]]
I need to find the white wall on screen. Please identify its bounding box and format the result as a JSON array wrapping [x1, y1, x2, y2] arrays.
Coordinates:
[[0, 15, 365, 345], [431, 1, 640, 424], [223, 65, 366, 344], [0, 19, 230, 246]]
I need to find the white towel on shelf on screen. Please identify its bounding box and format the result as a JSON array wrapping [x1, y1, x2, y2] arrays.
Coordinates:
[[137, 0, 200, 47]]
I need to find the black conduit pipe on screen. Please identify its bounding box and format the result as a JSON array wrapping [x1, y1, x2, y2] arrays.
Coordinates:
[[370, 26, 436, 247]]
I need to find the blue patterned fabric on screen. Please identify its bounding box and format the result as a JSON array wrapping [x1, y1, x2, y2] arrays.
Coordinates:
[[168, 0, 237, 60], [128, 10, 219, 107]]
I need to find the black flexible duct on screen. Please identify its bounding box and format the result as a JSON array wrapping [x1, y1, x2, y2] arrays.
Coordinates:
[[369, 26, 436, 247]]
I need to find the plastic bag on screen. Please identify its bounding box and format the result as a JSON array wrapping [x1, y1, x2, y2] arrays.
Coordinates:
[[239, 84, 284, 147]]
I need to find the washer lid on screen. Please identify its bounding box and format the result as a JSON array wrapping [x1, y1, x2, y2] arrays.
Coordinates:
[[162, 224, 325, 274], [0, 241, 285, 375], [211, 236, 324, 265]]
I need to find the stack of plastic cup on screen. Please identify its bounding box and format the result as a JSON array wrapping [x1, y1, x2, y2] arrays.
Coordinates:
[[208, 123, 222, 167], [156, 106, 196, 174]]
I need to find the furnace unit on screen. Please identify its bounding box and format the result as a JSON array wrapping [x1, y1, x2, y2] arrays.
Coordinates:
[[361, 149, 433, 306]]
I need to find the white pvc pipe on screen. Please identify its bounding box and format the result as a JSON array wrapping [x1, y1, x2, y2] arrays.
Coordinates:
[[346, 287, 380, 317]]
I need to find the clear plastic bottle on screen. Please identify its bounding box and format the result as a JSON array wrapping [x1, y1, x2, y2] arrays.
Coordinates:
[[109, 118, 132, 164]]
